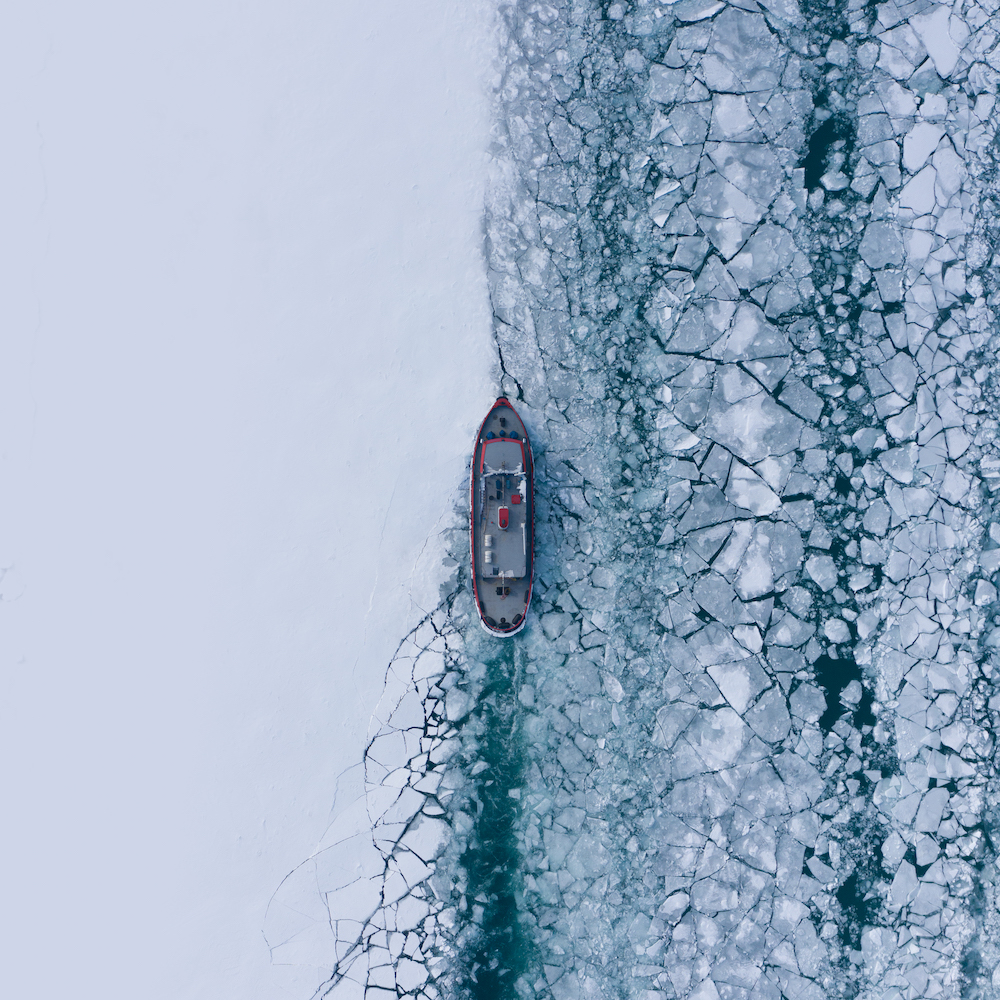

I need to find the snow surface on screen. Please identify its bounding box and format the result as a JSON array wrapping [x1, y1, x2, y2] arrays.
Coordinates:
[[0, 2, 495, 998]]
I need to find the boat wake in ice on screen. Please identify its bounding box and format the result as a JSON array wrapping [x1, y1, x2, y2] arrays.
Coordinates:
[[267, 1, 1000, 997]]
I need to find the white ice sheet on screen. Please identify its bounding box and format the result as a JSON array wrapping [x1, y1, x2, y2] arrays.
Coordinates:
[[0, 2, 496, 997]]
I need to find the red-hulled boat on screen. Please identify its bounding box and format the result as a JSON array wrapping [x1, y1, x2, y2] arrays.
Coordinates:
[[470, 397, 534, 636]]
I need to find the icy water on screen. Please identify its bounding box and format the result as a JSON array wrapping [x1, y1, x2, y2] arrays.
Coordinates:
[[268, 1, 1000, 997]]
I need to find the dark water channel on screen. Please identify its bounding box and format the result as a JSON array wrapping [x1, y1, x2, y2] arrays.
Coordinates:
[[457, 645, 534, 1000]]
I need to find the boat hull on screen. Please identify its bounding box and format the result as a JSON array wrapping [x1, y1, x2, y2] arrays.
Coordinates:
[[470, 397, 534, 636]]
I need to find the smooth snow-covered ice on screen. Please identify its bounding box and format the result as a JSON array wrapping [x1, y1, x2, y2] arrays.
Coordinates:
[[0, 3, 495, 998]]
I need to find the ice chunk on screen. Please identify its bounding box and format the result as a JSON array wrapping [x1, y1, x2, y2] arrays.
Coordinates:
[[899, 165, 936, 214], [895, 716, 934, 760], [932, 143, 964, 203], [677, 485, 740, 533], [566, 833, 609, 879], [882, 831, 907, 869], [660, 417, 703, 456], [910, 879, 945, 916], [712, 520, 753, 580], [725, 225, 796, 290], [841, 681, 862, 706], [823, 619, 851, 643], [745, 688, 791, 742], [859, 221, 904, 269], [686, 707, 749, 770], [707, 659, 767, 713], [707, 142, 783, 209], [649, 65, 687, 105], [754, 454, 795, 492], [715, 301, 790, 361], [795, 918, 826, 977], [861, 538, 886, 565], [674, 0, 726, 23], [915, 835, 939, 867], [705, 384, 803, 464], [690, 622, 751, 666], [919, 93, 948, 120], [653, 702, 699, 750], [735, 526, 775, 600], [789, 683, 826, 723], [910, 5, 961, 78], [665, 307, 724, 353], [732, 623, 763, 653], [688, 979, 722, 1000], [726, 462, 781, 515], [766, 611, 814, 647], [778, 379, 824, 422], [878, 445, 915, 484], [716, 364, 763, 403], [885, 404, 916, 441], [701, 8, 783, 94], [862, 498, 890, 536], [774, 752, 824, 806], [768, 522, 804, 580], [805, 554, 838, 591], [940, 721, 967, 751], [702, 443, 733, 487], [659, 892, 690, 922], [887, 861, 918, 909], [660, 105, 712, 148], [693, 574, 750, 626], [445, 687, 473, 721], [690, 875, 739, 914], [400, 814, 449, 862], [902, 122, 944, 172], [731, 822, 777, 874], [862, 928, 897, 977], [877, 42, 914, 81], [709, 94, 760, 141], [689, 172, 766, 258], [914, 787, 949, 832], [974, 580, 996, 606], [881, 353, 918, 399]]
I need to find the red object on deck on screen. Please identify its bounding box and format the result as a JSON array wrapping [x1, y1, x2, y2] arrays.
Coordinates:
[[498, 506, 509, 529], [511, 494, 522, 505]]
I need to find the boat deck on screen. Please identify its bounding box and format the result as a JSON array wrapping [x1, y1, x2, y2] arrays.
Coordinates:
[[480, 451, 528, 579], [472, 401, 533, 632]]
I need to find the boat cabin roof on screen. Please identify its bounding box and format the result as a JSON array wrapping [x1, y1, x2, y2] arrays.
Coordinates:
[[481, 439, 524, 474]]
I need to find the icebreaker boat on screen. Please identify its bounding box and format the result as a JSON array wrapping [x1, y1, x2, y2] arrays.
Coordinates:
[[470, 397, 534, 636]]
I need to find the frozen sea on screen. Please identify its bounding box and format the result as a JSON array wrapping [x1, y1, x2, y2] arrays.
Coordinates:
[[9, 1, 1000, 1000], [1, 2, 495, 999]]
